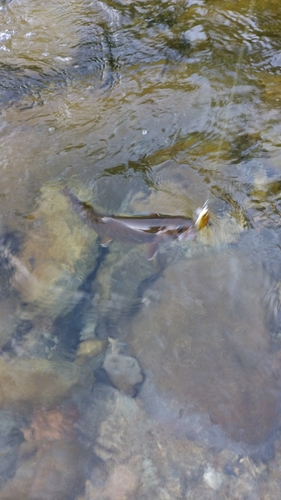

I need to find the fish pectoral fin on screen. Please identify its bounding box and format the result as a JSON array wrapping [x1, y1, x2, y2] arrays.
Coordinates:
[[147, 242, 159, 260], [178, 228, 197, 241], [101, 236, 112, 247]]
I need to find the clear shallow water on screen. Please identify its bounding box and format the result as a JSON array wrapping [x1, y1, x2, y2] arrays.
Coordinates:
[[1, 0, 281, 498]]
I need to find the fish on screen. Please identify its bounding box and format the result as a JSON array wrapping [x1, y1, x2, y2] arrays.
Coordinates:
[[63, 187, 209, 258]]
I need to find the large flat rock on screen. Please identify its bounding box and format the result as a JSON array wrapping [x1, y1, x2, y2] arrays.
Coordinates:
[[128, 249, 281, 457]]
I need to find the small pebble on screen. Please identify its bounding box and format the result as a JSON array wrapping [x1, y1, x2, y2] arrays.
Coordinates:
[[203, 465, 223, 490], [103, 349, 143, 396], [77, 339, 106, 358]]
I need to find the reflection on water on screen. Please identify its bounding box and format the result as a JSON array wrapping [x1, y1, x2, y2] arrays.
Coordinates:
[[1, 0, 281, 497]]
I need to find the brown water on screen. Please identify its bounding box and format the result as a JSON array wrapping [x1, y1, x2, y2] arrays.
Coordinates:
[[1, 0, 281, 498]]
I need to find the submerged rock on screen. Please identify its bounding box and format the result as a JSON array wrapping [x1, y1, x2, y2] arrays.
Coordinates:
[[0, 356, 92, 410], [79, 385, 213, 499], [78, 385, 148, 462], [0, 440, 88, 500], [86, 464, 139, 500], [22, 404, 79, 443], [128, 248, 281, 459], [103, 339, 144, 396], [0, 298, 20, 350], [0, 411, 24, 488], [77, 339, 106, 359], [84, 243, 162, 339], [11, 185, 99, 319]]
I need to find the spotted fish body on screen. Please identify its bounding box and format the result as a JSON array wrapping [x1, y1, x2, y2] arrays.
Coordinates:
[[63, 187, 209, 255]]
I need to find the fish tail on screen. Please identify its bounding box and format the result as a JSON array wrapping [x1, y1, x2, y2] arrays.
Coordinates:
[[63, 188, 82, 215], [63, 187, 99, 225]]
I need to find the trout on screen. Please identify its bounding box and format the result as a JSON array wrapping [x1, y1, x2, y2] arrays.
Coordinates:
[[63, 187, 209, 258]]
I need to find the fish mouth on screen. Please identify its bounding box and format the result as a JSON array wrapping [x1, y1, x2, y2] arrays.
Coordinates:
[[194, 201, 210, 231]]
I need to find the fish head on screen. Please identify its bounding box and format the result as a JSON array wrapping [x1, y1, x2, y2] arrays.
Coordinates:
[[194, 201, 210, 230]]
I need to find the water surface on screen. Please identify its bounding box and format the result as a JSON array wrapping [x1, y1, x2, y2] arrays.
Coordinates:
[[1, 0, 281, 498]]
